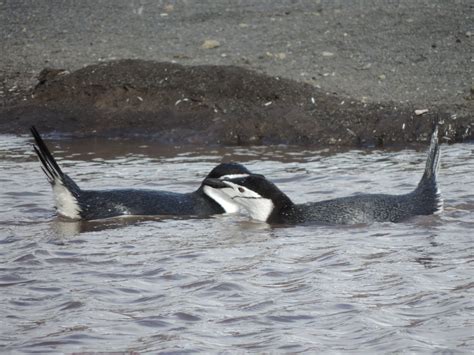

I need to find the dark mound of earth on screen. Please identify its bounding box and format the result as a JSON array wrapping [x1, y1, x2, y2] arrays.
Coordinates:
[[0, 59, 471, 147]]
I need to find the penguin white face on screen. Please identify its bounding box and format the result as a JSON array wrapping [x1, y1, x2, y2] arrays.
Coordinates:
[[203, 184, 240, 213], [203, 174, 255, 213], [202, 164, 253, 214], [205, 179, 275, 222]]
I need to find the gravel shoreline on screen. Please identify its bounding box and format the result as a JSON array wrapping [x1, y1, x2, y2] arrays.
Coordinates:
[[1, 0, 472, 145]]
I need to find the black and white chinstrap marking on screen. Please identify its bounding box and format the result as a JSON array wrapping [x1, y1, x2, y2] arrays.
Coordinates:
[[204, 127, 443, 225], [31, 126, 253, 220]]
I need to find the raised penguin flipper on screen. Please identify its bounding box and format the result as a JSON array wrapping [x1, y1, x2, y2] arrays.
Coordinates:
[[31, 126, 83, 219], [412, 126, 443, 215]]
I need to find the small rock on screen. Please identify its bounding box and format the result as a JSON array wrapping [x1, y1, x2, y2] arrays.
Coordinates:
[[466, 31, 472, 37], [322, 51, 335, 57], [132, 5, 144, 15], [378, 74, 386, 80], [37, 68, 69, 84], [201, 40, 220, 49], [414, 109, 429, 116], [276, 52, 286, 60], [346, 128, 356, 136]]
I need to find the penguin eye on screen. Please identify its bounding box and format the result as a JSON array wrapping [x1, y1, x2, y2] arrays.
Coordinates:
[[238, 187, 245, 193]]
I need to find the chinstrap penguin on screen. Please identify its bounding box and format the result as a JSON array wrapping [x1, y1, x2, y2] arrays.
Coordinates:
[[31, 126, 252, 220], [203, 127, 443, 225]]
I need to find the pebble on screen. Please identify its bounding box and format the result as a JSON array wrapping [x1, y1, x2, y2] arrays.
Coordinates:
[[322, 51, 335, 57], [265, 52, 286, 60], [346, 128, 356, 136], [414, 109, 429, 116], [201, 40, 220, 49]]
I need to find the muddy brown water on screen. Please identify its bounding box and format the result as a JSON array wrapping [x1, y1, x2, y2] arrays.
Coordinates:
[[0, 135, 473, 353]]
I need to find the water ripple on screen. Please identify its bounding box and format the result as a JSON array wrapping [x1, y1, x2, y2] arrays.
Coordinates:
[[0, 135, 472, 353]]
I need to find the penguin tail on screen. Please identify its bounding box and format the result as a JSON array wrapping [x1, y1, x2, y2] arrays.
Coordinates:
[[31, 126, 82, 219], [413, 126, 443, 215]]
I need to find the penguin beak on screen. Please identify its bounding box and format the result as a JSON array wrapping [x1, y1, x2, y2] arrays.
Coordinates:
[[203, 178, 229, 189]]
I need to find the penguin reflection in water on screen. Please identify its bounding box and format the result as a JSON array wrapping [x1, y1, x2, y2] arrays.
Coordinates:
[[203, 128, 443, 225], [31, 127, 251, 220]]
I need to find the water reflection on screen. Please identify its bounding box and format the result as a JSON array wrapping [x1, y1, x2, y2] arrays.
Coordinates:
[[51, 215, 196, 236], [49, 213, 275, 237]]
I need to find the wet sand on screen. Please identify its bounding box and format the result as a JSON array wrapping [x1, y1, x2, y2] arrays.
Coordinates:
[[1, 1, 472, 146]]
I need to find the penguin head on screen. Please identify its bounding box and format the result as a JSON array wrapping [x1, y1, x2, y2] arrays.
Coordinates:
[[205, 162, 252, 180], [201, 162, 252, 213], [203, 174, 293, 222]]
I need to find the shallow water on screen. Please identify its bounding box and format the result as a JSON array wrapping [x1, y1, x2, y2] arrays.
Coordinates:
[[0, 134, 473, 353]]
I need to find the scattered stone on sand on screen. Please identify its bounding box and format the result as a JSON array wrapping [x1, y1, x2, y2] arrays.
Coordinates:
[[322, 51, 335, 57], [415, 109, 429, 116], [266, 52, 287, 60], [201, 40, 221, 49]]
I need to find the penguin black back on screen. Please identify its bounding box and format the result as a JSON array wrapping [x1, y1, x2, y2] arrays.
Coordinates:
[[31, 127, 252, 220], [203, 127, 443, 225]]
